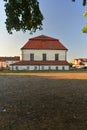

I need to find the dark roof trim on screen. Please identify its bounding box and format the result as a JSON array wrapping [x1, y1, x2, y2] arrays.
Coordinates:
[[10, 60, 69, 66]]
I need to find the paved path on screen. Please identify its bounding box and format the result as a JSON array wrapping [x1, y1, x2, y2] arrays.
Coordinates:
[[0, 72, 87, 79]]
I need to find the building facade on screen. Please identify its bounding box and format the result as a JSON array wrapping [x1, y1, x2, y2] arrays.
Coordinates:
[[0, 56, 20, 70], [10, 35, 69, 70], [72, 58, 87, 68]]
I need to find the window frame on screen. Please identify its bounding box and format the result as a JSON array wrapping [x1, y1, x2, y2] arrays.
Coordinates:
[[55, 54, 59, 61], [42, 53, 46, 61], [30, 53, 34, 61]]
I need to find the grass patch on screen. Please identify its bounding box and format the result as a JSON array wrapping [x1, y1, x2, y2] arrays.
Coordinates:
[[1, 68, 87, 73]]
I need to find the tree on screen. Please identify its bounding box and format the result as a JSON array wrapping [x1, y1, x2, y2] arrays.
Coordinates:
[[72, 0, 87, 6], [3, 0, 87, 34], [82, 10, 87, 33], [4, 0, 44, 34], [72, 0, 87, 33]]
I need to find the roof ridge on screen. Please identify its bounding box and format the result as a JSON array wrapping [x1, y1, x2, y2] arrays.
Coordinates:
[[30, 35, 58, 41]]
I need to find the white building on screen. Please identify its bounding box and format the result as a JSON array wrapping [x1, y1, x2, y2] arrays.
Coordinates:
[[0, 56, 20, 70], [10, 35, 69, 70], [72, 58, 87, 68]]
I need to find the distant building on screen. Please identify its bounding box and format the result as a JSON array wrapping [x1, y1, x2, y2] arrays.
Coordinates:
[[72, 58, 87, 68], [10, 35, 69, 71], [0, 56, 20, 70]]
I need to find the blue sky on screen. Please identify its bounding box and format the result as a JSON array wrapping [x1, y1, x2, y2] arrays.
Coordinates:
[[0, 0, 87, 61]]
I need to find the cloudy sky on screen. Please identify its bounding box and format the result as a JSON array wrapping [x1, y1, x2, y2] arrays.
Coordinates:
[[0, 0, 87, 61]]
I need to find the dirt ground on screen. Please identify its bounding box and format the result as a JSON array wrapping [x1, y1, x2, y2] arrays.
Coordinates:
[[0, 72, 87, 130]]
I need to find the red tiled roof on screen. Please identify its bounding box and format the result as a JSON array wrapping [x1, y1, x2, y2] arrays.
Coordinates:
[[0, 56, 20, 61], [11, 60, 69, 66], [21, 35, 68, 50]]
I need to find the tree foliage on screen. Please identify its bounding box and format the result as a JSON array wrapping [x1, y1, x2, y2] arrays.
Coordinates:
[[4, 0, 44, 34], [3, 0, 87, 34], [82, 10, 87, 33], [72, 0, 87, 6], [72, 0, 87, 33], [82, 23, 87, 33]]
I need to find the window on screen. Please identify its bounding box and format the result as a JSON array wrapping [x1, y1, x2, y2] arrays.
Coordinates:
[[62, 66, 65, 70], [48, 66, 51, 70], [34, 66, 37, 70], [27, 66, 29, 70], [30, 53, 34, 61], [55, 54, 59, 61], [56, 66, 58, 70], [42, 66, 44, 70], [16, 66, 18, 70], [42, 54, 46, 61]]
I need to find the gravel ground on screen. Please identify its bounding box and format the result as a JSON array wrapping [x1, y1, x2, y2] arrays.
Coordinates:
[[0, 73, 87, 130]]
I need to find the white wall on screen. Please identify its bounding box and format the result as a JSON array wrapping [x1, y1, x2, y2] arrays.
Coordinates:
[[10, 65, 69, 71], [21, 49, 67, 61], [0, 61, 6, 68], [6, 60, 20, 67], [0, 60, 19, 69]]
